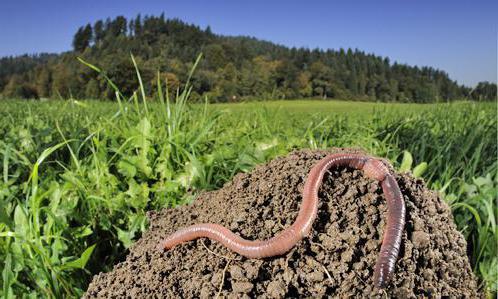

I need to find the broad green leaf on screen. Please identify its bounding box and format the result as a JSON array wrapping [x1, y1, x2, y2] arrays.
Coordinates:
[[117, 159, 137, 178], [10, 242, 24, 271], [464, 183, 478, 196], [74, 226, 93, 238], [128, 213, 147, 235], [117, 228, 133, 248], [176, 160, 203, 188], [413, 162, 428, 178], [473, 176, 492, 187], [49, 183, 62, 213], [134, 117, 151, 154], [56, 192, 79, 216], [13, 205, 28, 238], [256, 138, 278, 152], [51, 238, 67, 264], [134, 155, 152, 177], [72, 100, 89, 108], [399, 151, 413, 172], [61, 244, 96, 270], [126, 180, 149, 210]]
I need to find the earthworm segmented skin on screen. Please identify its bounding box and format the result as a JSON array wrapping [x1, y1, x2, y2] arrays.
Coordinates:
[[158, 153, 406, 288]]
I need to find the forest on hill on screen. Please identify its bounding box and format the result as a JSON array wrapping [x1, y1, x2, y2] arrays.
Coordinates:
[[0, 14, 495, 102]]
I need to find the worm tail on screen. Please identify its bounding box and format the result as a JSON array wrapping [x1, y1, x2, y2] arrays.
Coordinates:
[[373, 174, 406, 288]]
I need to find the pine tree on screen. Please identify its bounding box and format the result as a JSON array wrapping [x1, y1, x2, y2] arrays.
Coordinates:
[[72, 24, 93, 52], [94, 20, 104, 43], [0, 14, 473, 102], [134, 14, 142, 36]]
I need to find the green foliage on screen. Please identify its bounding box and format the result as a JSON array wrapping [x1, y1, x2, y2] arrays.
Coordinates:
[[400, 151, 428, 179], [2, 75, 39, 99], [0, 58, 496, 297], [2, 15, 495, 102], [470, 81, 497, 101], [399, 151, 413, 172], [72, 24, 93, 52], [377, 103, 497, 188], [444, 173, 497, 297]]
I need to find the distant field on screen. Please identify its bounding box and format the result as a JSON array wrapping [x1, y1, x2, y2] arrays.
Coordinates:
[[212, 99, 456, 113], [0, 99, 496, 297]]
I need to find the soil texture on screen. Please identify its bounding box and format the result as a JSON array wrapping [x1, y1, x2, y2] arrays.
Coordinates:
[[85, 149, 479, 298]]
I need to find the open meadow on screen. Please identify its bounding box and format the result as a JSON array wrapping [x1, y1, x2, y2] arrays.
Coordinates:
[[0, 97, 496, 297], [0, 0, 496, 296]]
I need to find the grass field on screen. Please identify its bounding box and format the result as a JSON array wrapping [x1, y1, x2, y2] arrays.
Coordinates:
[[0, 94, 496, 297]]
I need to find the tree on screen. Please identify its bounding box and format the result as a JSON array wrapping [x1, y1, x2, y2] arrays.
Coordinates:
[[414, 82, 437, 103], [2, 75, 39, 99], [217, 63, 239, 101], [203, 44, 226, 70], [309, 61, 332, 98], [72, 24, 93, 52], [35, 67, 51, 97], [133, 14, 142, 36], [104, 57, 141, 99], [0, 14, 472, 102], [272, 60, 299, 98], [205, 25, 213, 36], [297, 71, 312, 97], [470, 82, 497, 101], [51, 63, 78, 99], [84, 78, 100, 99], [93, 20, 105, 43], [108, 16, 127, 37], [346, 69, 359, 95]]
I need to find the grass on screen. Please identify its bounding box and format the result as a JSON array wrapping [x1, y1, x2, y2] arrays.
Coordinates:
[[212, 99, 448, 113], [0, 57, 496, 298]]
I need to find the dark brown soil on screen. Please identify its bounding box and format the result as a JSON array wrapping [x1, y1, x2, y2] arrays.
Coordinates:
[[85, 149, 479, 298]]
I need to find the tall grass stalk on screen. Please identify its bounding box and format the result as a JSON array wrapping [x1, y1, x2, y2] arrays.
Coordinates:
[[0, 56, 495, 297]]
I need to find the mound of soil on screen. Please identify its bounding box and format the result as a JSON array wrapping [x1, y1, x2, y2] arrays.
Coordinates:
[[85, 149, 479, 298]]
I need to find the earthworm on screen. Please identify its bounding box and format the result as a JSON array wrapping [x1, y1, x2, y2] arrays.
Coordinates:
[[158, 153, 406, 288]]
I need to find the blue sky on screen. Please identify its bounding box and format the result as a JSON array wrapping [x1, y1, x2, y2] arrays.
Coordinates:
[[0, 0, 496, 86]]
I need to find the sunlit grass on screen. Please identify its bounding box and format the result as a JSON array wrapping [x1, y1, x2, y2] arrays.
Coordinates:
[[0, 58, 496, 297]]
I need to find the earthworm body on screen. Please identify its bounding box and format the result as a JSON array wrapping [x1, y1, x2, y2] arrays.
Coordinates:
[[158, 153, 406, 288]]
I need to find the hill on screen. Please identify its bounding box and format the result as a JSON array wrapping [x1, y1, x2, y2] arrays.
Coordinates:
[[0, 14, 495, 102]]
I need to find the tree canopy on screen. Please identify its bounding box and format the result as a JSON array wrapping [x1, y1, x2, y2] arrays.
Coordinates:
[[0, 15, 495, 102]]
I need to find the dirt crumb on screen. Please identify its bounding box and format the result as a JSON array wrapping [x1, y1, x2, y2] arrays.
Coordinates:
[[267, 280, 287, 298], [85, 149, 480, 298], [412, 230, 431, 249], [232, 281, 254, 293]]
